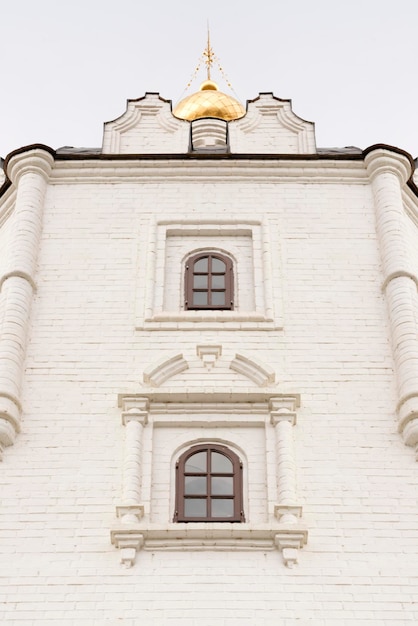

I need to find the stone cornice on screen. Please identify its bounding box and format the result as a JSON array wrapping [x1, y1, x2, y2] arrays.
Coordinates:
[[2, 143, 416, 199], [118, 391, 300, 409], [48, 157, 368, 184]]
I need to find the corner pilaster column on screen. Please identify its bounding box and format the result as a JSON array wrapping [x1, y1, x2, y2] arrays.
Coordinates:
[[0, 149, 54, 457], [365, 149, 418, 457], [112, 396, 148, 567], [269, 396, 307, 567]]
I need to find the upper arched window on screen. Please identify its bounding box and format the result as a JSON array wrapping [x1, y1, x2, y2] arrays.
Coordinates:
[[174, 444, 244, 522], [184, 253, 234, 310]]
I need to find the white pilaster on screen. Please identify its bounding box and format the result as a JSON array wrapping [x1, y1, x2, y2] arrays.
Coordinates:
[[0, 149, 54, 457], [269, 396, 307, 567], [116, 396, 149, 524], [365, 149, 418, 458], [113, 396, 149, 567]]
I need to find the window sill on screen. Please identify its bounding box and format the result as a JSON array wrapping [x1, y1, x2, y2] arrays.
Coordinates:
[[139, 312, 282, 331], [111, 522, 307, 567]]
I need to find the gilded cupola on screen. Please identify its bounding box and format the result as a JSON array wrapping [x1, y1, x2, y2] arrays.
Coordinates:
[[173, 32, 245, 123]]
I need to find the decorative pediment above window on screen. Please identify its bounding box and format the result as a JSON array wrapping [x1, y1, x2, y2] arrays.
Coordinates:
[[141, 348, 276, 388], [143, 354, 189, 387]]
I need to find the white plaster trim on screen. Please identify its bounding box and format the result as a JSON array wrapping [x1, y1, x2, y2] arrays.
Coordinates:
[[142, 348, 276, 388], [143, 354, 188, 387], [103, 107, 142, 153], [196, 344, 222, 370], [156, 107, 183, 133], [0, 271, 37, 291], [116, 505, 144, 520], [102, 95, 185, 153], [116, 398, 149, 525], [381, 271, 418, 291], [275, 106, 316, 153], [135, 219, 283, 331], [235, 107, 262, 133], [118, 391, 300, 407], [230, 353, 275, 386], [235, 95, 316, 155], [112, 391, 306, 567], [111, 524, 308, 567], [49, 159, 368, 184]]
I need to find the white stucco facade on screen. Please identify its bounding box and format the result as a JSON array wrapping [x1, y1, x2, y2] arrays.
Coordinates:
[[1, 91, 418, 625]]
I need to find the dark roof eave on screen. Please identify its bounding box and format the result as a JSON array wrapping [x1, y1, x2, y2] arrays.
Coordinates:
[[1, 142, 417, 199]]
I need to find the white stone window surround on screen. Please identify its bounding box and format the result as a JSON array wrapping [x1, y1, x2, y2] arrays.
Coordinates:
[[111, 392, 307, 568], [135, 219, 283, 330]]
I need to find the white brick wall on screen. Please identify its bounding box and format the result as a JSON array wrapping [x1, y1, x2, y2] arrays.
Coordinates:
[[0, 152, 418, 625]]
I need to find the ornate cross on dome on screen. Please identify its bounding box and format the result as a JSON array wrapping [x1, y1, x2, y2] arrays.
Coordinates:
[[203, 28, 215, 80]]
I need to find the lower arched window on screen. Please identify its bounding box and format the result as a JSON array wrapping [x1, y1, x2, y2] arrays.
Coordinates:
[[174, 444, 244, 522]]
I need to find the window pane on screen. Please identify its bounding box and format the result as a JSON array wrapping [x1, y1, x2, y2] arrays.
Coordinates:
[[184, 498, 207, 517], [211, 275, 225, 289], [193, 275, 208, 288], [211, 258, 226, 272], [185, 451, 207, 473], [211, 452, 233, 473], [193, 291, 208, 305], [194, 257, 208, 272], [211, 499, 234, 517], [185, 476, 207, 495], [211, 476, 234, 495], [211, 292, 225, 306]]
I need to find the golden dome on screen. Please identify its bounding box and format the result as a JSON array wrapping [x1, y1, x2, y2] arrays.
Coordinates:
[[174, 80, 245, 122]]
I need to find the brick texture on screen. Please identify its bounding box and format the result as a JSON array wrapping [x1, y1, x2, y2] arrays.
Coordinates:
[[0, 107, 418, 625]]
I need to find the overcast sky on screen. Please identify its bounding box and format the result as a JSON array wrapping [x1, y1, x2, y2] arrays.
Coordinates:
[[1, 0, 417, 159]]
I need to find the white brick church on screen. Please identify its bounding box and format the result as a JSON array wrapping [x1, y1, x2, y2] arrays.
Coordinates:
[[1, 52, 418, 624]]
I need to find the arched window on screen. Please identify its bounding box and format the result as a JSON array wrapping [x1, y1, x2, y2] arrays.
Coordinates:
[[174, 444, 244, 522], [184, 253, 234, 310]]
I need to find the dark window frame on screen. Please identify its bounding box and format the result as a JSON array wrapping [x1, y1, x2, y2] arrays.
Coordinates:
[[174, 444, 244, 523], [184, 252, 234, 310]]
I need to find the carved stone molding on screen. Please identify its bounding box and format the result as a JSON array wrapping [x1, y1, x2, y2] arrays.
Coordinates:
[[230, 353, 275, 386], [196, 345, 222, 370], [116, 396, 149, 527], [274, 529, 308, 568], [111, 530, 145, 568], [269, 395, 307, 564], [143, 354, 188, 387], [112, 391, 307, 568], [111, 525, 307, 568]]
